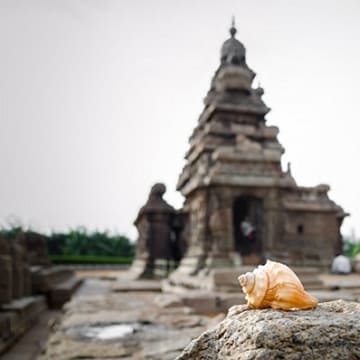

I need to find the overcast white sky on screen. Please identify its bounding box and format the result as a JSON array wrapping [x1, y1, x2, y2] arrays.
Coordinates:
[[1, 0, 360, 239]]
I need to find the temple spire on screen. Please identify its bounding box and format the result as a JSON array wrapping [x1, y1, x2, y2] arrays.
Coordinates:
[[220, 17, 246, 66], [230, 16, 237, 38]]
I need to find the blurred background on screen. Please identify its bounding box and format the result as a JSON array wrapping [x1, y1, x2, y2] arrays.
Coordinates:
[[1, 0, 359, 243]]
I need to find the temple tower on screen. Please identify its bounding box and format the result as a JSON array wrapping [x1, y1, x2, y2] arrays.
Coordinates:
[[172, 21, 346, 279]]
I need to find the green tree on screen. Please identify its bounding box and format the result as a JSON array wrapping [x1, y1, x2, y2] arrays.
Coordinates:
[[343, 237, 360, 258], [59, 228, 134, 257]]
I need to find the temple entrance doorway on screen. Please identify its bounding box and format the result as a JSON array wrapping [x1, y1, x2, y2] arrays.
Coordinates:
[[233, 195, 263, 264]]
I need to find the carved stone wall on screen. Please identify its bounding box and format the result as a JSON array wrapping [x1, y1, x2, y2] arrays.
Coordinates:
[[11, 237, 25, 299], [0, 236, 12, 305]]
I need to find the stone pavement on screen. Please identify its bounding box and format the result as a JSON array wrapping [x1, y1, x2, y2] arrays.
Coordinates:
[[38, 277, 220, 360]]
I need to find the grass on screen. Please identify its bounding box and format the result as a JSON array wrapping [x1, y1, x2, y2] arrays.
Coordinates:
[[49, 254, 134, 265]]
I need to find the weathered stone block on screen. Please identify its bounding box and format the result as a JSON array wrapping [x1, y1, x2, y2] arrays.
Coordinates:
[[177, 300, 360, 359], [0, 312, 14, 353], [23, 232, 51, 266], [1, 295, 46, 355], [0, 255, 12, 305]]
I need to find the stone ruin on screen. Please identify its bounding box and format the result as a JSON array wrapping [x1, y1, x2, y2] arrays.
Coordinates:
[[0, 231, 81, 355], [130, 183, 186, 278], [133, 22, 347, 282]]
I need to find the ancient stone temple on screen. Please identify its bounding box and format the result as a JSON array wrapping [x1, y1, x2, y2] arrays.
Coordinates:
[[169, 21, 347, 282]]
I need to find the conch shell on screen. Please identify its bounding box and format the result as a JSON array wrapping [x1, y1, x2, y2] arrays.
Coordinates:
[[238, 260, 318, 310]]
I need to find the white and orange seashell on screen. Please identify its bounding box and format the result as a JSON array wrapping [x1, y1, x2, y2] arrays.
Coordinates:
[[238, 260, 318, 310]]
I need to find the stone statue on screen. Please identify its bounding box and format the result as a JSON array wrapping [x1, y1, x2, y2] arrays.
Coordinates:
[[131, 183, 180, 278]]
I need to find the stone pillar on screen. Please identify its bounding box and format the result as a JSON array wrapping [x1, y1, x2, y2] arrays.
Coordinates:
[[0, 236, 12, 305], [263, 189, 283, 260], [10, 237, 24, 299], [173, 190, 209, 275], [207, 203, 234, 268], [23, 265, 32, 297], [17, 233, 32, 297]]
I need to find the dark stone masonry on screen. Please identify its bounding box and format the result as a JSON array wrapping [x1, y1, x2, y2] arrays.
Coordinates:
[[0, 231, 81, 355]]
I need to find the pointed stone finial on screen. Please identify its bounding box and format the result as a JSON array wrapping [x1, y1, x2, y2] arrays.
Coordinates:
[[230, 16, 237, 38], [287, 162, 292, 176], [255, 81, 265, 97]]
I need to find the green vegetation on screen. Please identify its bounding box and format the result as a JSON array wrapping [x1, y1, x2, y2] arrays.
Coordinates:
[[0, 226, 135, 264], [48, 228, 135, 266], [0, 226, 23, 240], [49, 228, 134, 257], [49, 255, 133, 265], [343, 237, 360, 258]]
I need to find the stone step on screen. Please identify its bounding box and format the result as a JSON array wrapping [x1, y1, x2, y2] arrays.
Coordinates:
[[112, 278, 162, 293], [0, 296, 46, 355], [31, 266, 74, 293], [291, 267, 322, 275], [309, 290, 358, 302], [0, 312, 16, 354], [165, 264, 327, 295], [297, 275, 324, 285], [210, 267, 325, 292], [328, 280, 360, 290], [48, 276, 83, 309]]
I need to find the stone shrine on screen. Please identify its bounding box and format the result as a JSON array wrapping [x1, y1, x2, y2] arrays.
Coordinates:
[[131, 183, 185, 278], [167, 21, 347, 285]]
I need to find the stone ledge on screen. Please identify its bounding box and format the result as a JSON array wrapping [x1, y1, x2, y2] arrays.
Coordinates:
[[0, 296, 46, 355], [48, 277, 83, 309]]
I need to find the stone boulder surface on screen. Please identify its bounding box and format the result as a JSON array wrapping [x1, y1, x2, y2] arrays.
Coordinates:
[[177, 300, 360, 360]]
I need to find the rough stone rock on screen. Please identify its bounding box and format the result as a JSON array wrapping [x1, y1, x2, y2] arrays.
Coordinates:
[[177, 300, 360, 360]]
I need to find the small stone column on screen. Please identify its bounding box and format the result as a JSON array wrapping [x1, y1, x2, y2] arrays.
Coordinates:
[[10, 237, 25, 299], [0, 236, 13, 305], [17, 233, 32, 297]]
